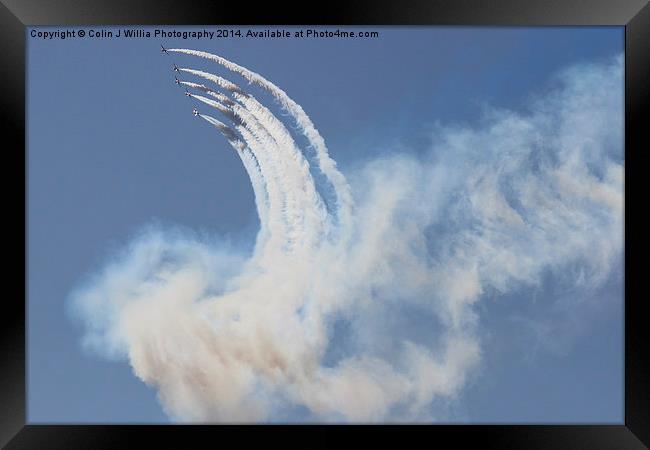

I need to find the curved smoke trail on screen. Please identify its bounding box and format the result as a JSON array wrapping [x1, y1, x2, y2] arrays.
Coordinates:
[[192, 94, 233, 116], [178, 67, 242, 93], [200, 113, 271, 251], [169, 48, 354, 234], [199, 115, 264, 206], [195, 88, 310, 254], [231, 91, 328, 242], [192, 81, 328, 252], [70, 53, 624, 422], [180, 81, 235, 105]]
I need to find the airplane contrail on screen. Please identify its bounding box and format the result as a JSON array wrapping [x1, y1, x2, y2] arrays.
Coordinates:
[[229, 102, 322, 249], [232, 92, 329, 244], [193, 90, 300, 254], [234, 123, 296, 252], [178, 67, 243, 93], [184, 70, 319, 253], [232, 109, 306, 251], [192, 94, 240, 123], [200, 113, 270, 249], [199, 113, 239, 142], [193, 85, 327, 251], [180, 81, 235, 105], [169, 48, 354, 234]]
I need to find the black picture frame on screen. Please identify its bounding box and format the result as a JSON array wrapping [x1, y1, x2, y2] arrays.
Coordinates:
[[4, 0, 648, 447]]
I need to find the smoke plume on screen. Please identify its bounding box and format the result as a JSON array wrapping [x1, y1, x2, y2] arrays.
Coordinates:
[[69, 52, 623, 422]]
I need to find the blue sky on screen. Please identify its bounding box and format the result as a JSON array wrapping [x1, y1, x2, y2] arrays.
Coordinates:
[[27, 26, 623, 423]]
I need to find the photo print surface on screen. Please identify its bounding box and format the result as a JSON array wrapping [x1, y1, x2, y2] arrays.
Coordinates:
[[27, 26, 624, 423]]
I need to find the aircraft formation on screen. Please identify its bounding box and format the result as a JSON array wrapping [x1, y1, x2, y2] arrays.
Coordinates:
[[163, 45, 203, 117]]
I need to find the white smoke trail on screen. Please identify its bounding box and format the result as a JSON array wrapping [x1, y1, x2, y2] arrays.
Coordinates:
[[232, 91, 329, 243], [198, 112, 238, 141], [199, 114, 271, 252], [237, 147, 271, 253], [182, 65, 329, 248], [231, 103, 316, 250], [70, 54, 624, 423], [169, 48, 354, 233], [234, 122, 304, 253], [196, 98, 293, 254], [194, 88, 316, 252], [178, 67, 243, 93], [192, 94, 238, 122], [192, 87, 326, 252], [181, 81, 235, 105]]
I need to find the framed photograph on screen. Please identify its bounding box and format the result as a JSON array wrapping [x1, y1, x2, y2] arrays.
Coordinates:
[[4, 0, 648, 447]]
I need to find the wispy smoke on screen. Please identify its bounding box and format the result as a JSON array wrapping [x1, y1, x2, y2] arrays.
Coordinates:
[[69, 52, 623, 422]]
